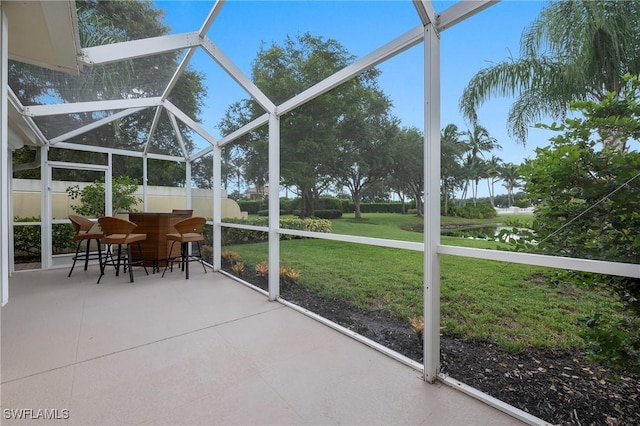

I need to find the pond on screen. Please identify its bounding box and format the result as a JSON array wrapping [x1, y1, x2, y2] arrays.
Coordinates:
[[440, 225, 523, 242]]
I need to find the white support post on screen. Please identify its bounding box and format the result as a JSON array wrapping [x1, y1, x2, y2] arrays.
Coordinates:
[[423, 22, 441, 383], [1, 6, 9, 305], [267, 113, 280, 301], [212, 145, 222, 271], [42, 148, 52, 269], [142, 156, 148, 211], [106, 153, 113, 216], [186, 160, 192, 209]]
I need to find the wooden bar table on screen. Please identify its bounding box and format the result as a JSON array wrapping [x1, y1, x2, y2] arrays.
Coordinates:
[[128, 212, 183, 272]]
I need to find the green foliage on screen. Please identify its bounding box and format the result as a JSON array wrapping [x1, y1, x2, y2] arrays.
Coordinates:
[[221, 217, 331, 245], [446, 202, 497, 219], [236, 200, 265, 215], [515, 76, 640, 371], [13, 217, 75, 257], [219, 33, 393, 218], [66, 176, 142, 216], [460, 1, 640, 142], [313, 209, 342, 219]]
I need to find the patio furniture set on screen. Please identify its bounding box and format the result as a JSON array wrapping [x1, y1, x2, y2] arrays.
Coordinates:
[[68, 210, 208, 283]]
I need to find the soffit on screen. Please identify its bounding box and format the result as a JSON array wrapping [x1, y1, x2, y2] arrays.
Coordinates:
[[3, 0, 82, 74]]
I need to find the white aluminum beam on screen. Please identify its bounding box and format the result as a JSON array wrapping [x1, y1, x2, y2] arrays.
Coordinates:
[[268, 113, 280, 301], [79, 32, 201, 65], [199, 0, 226, 36], [162, 100, 218, 146], [439, 375, 549, 425], [200, 37, 276, 113], [50, 107, 146, 144], [217, 113, 270, 148], [161, 47, 197, 101], [8, 90, 48, 146], [143, 106, 163, 156], [413, 0, 438, 26], [23, 97, 163, 117], [54, 141, 185, 163], [437, 245, 640, 279], [167, 110, 189, 159], [423, 22, 441, 384], [437, 0, 499, 32], [278, 25, 424, 116], [1, 8, 9, 305], [212, 145, 222, 270], [278, 228, 424, 252]]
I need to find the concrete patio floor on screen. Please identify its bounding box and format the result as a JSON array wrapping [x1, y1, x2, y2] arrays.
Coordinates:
[[1, 265, 525, 425]]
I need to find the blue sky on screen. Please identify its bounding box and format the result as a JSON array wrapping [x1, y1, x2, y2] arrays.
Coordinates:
[[156, 0, 556, 195]]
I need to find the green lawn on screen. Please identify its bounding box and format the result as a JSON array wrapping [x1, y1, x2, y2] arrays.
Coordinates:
[[223, 212, 623, 353]]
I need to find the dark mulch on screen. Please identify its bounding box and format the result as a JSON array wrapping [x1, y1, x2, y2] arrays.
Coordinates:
[[228, 269, 640, 425]]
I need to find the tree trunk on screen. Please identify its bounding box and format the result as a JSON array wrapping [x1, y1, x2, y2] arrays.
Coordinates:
[[352, 190, 363, 219], [300, 187, 315, 218]]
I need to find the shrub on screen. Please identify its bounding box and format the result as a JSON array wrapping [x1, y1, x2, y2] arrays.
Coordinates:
[[255, 261, 269, 277], [221, 217, 331, 245], [279, 265, 301, 283], [66, 175, 141, 216], [221, 250, 239, 265], [13, 217, 75, 257], [313, 209, 342, 219], [236, 200, 264, 215], [231, 262, 245, 275], [318, 196, 343, 211]]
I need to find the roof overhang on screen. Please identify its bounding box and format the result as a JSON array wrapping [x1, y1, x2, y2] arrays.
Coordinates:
[[3, 0, 83, 75]]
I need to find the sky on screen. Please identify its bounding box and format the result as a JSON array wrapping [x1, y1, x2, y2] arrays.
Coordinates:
[[154, 0, 558, 196]]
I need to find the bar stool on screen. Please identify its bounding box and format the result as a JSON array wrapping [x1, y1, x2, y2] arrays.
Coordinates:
[[162, 217, 208, 280], [68, 215, 103, 277], [97, 216, 148, 283]]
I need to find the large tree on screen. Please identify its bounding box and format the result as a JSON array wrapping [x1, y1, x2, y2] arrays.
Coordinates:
[[219, 33, 389, 218], [328, 89, 399, 219], [388, 127, 424, 217], [460, 0, 640, 143]]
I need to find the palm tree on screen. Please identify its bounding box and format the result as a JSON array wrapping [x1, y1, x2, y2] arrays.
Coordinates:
[[440, 124, 465, 214], [500, 163, 521, 208], [485, 155, 503, 207], [460, 1, 640, 143], [461, 124, 501, 206]]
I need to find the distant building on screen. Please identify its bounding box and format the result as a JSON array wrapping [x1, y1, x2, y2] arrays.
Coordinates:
[[246, 185, 269, 200]]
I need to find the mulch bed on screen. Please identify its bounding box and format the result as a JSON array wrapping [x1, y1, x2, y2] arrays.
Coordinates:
[[228, 269, 640, 425]]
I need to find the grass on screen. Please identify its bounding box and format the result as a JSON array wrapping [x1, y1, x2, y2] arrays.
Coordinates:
[[223, 212, 624, 353]]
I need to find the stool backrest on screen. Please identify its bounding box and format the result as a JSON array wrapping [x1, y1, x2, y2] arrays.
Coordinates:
[[173, 216, 206, 235], [98, 216, 138, 237], [69, 214, 95, 234]]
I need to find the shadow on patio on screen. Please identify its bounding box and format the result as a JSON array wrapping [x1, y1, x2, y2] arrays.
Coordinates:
[[1, 266, 523, 425]]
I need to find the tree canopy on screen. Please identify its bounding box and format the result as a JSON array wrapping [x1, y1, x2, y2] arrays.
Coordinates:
[[219, 33, 396, 217], [460, 0, 640, 143]]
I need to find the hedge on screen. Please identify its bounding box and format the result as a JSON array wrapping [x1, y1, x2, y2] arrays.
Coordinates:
[[13, 216, 76, 257], [221, 217, 331, 245]]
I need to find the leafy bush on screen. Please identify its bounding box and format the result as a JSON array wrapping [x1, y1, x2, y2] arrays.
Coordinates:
[[13, 217, 76, 257], [221, 217, 331, 245], [236, 200, 264, 215], [313, 209, 342, 219], [318, 196, 343, 211], [231, 262, 245, 275], [66, 175, 141, 216], [279, 266, 301, 283], [446, 203, 497, 219], [255, 261, 269, 277]]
